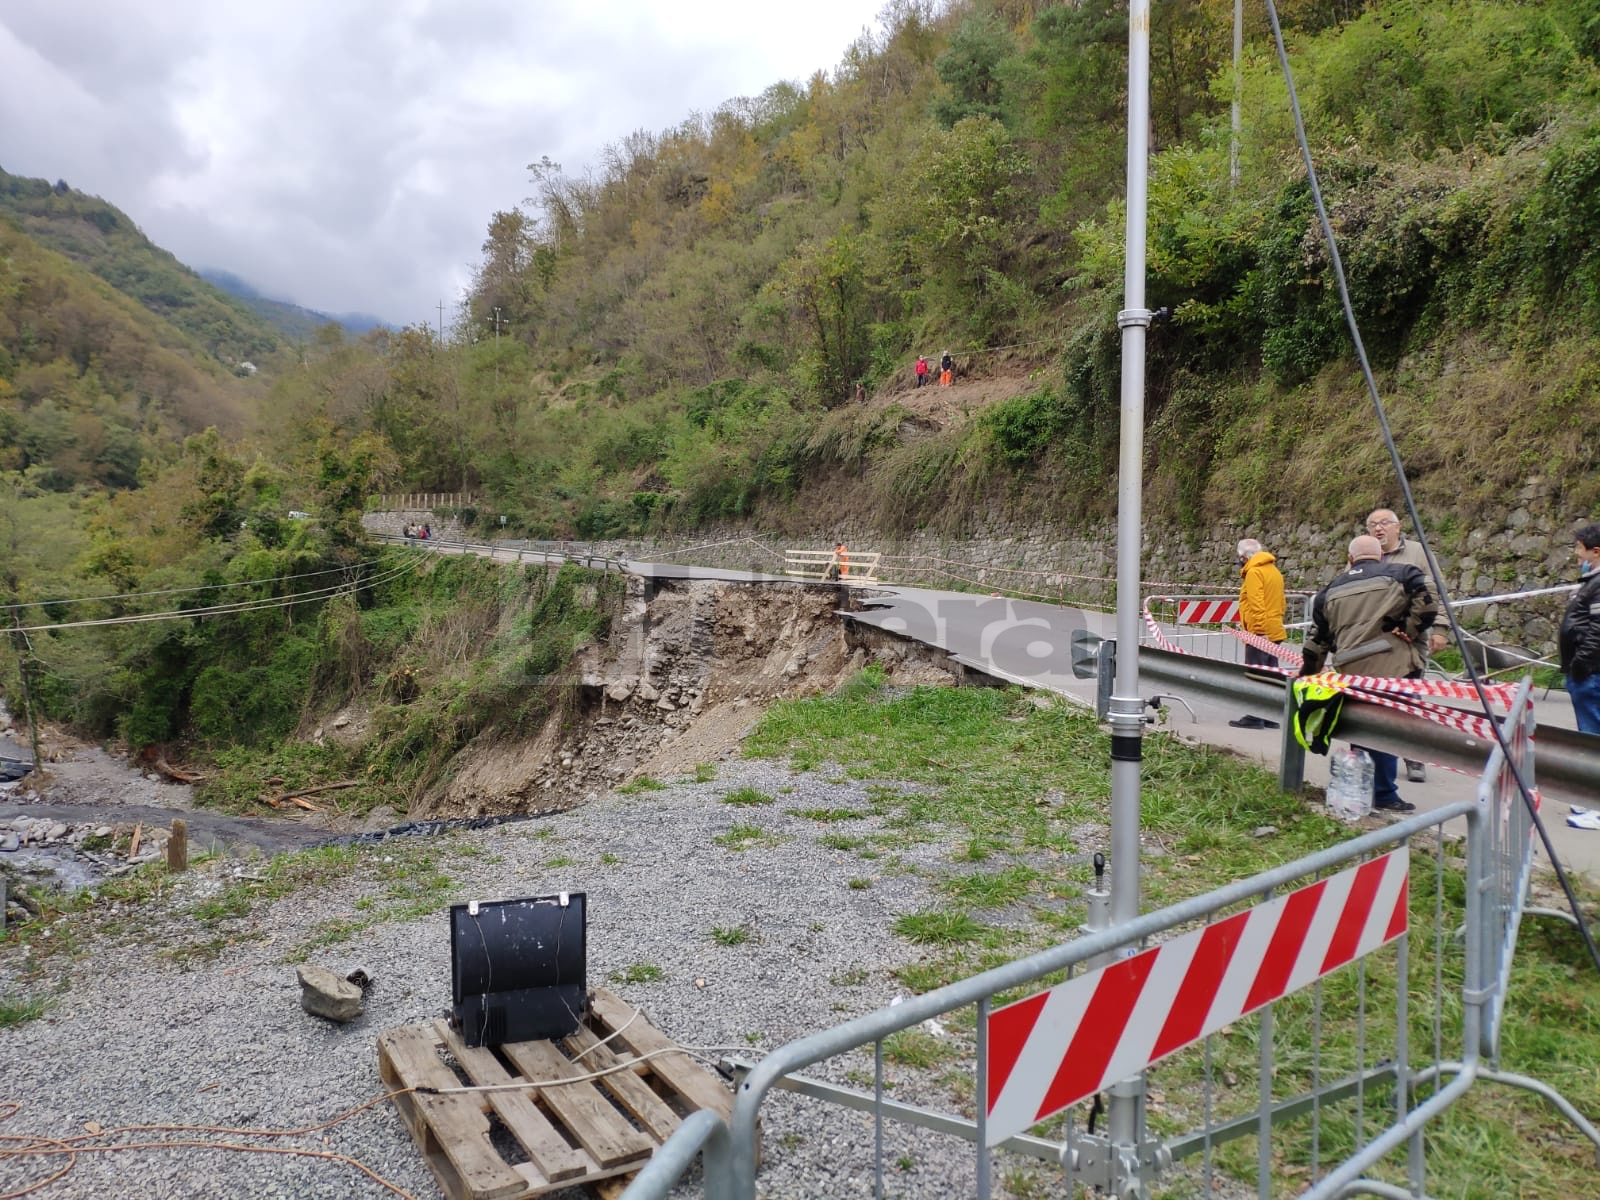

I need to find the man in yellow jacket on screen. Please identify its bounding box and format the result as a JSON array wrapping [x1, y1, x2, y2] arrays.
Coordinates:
[[1230, 538, 1287, 729]]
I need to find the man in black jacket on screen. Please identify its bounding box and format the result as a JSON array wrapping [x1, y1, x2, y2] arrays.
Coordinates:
[[1559, 523, 1600, 736], [1301, 535, 1438, 812]]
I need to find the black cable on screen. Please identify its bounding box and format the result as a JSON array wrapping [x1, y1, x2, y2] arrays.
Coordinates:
[[0, 554, 398, 611], [1263, 0, 1600, 975]]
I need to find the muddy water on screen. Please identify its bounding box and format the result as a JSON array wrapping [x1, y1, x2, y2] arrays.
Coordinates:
[[0, 699, 332, 892]]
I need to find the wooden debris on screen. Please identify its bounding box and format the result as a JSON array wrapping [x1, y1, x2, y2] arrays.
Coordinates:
[[168, 818, 188, 872]]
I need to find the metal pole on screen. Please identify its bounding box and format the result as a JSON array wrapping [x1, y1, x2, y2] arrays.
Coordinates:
[[1108, 0, 1153, 1161], [1230, 0, 1243, 187]]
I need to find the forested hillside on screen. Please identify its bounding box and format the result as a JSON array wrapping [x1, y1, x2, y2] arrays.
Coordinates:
[[0, 169, 291, 370], [273, 0, 1600, 537], [7, 0, 1600, 768], [0, 222, 262, 490]]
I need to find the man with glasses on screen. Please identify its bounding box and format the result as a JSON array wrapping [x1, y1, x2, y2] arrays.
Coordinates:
[[1302, 535, 1439, 812], [1366, 508, 1447, 782]]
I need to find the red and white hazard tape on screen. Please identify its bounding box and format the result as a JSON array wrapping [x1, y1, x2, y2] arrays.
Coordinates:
[[1141, 600, 1523, 774], [984, 851, 1409, 1146], [1230, 627, 1305, 667]]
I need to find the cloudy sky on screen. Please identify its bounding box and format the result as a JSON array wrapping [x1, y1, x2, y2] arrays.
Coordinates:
[[0, 1, 880, 325]]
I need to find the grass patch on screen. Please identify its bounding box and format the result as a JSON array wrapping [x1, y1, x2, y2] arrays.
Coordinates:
[[197, 741, 388, 817], [610, 962, 664, 984], [711, 924, 753, 946], [819, 833, 867, 850], [848, 877, 873, 890], [893, 910, 987, 945], [692, 762, 717, 783], [940, 865, 1042, 909], [721, 787, 774, 807], [883, 1028, 958, 1069], [0, 992, 52, 1028], [618, 775, 667, 794]]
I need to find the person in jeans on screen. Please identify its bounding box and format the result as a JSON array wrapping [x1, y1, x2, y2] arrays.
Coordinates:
[[1559, 523, 1600, 735], [1300, 535, 1438, 812]]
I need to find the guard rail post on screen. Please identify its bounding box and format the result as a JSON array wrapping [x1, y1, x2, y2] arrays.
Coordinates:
[[1278, 678, 1305, 793]]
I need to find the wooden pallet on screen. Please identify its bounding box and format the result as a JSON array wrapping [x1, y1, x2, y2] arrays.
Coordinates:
[[378, 988, 734, 1200]]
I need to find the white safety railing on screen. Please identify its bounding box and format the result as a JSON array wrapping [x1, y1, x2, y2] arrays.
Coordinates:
[[783, 549, 881, 585]]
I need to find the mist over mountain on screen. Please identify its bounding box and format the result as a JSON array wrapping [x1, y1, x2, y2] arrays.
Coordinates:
[[198, 268, 387, 339]]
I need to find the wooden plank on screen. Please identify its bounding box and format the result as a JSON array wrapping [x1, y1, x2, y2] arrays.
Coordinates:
[[589, 990, 733, 1120], [500, 1038, 654, 1169], [562, 1024, 683, 1142], [379, 1025, 527, 1200], [434, 1020, 592, 1185]]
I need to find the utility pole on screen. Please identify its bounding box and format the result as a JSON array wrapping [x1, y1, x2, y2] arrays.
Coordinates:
[[491, 306, 506, 389], [1106, 0, 1152, 1177], [1231, 0, 1243, 187], [437, 300, 445, 345]]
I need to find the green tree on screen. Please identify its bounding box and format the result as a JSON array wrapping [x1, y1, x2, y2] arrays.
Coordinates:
[[932, 10, 1017, 128]]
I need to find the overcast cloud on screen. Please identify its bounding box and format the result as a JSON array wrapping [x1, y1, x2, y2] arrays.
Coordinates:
[[0, 1, 880, 325]]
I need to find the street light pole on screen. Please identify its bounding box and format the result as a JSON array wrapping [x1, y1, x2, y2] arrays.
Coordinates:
[[1107, 0, 1153, 1166]]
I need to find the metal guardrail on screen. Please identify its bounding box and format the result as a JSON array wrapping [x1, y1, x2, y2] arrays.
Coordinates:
[[1135, 643, 1600, 807]]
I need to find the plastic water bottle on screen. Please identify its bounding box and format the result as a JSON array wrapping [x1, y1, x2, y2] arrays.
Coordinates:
[[1326, 746, 1374, 822]]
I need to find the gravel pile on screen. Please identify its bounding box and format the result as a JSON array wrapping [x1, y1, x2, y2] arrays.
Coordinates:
[[0, 757, 1044, 1199]]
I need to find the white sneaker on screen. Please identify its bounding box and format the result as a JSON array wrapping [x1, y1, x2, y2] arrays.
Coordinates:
[[1567, 810, 1600, 831], [1572, 805, 1592, 817]]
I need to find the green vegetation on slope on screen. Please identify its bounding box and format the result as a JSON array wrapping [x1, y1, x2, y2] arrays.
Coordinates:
[[257, 0, 1600, 539], [0, 224, 258, 491], [0, 169, 286, 368]]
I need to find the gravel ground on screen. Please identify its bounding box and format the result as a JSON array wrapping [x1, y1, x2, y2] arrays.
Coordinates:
[[0, 757, 1050, 1200]]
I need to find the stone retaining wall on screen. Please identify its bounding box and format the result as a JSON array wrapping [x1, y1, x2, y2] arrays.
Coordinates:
[[367, 479, 1584, 655]]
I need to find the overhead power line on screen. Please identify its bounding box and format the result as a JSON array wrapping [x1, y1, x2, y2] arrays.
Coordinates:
[[0, 554, 403, 612], [7, 554, 428, 635]]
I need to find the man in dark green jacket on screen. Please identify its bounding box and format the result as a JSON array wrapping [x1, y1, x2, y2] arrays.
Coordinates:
[[1301, 535, 1438, 812]]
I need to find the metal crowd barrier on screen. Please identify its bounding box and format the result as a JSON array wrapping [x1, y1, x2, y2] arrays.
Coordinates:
[[1142, 592, 1310, 662], [783, 548, 882, 585], [622, 693, 1598, 1199]]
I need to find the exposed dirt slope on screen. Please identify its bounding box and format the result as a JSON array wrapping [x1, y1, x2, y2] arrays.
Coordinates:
[[424, 578, 958, 818], [870, 366, 1039, 431]]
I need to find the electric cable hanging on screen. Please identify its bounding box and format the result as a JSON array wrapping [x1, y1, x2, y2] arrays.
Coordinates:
[[0, 553, 401, 611], [1263, 0, 1600, 974], [5, 552, 429, 635]]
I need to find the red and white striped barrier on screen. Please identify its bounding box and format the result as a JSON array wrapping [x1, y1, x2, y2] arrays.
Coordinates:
[[1176, 598, 1239, 624], [983, 851, 1409, 1146]]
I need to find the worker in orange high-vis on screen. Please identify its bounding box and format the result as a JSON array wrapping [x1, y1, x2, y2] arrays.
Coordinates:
[[826, 542, 849, 581]]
